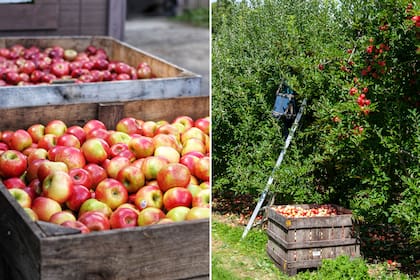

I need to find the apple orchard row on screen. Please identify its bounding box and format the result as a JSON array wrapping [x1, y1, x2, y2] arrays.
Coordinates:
[[0, 116, 210, 233]]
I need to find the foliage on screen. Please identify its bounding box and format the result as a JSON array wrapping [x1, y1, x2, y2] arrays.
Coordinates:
[[172, 7, 209, 28], [212, 0, 420, 246]]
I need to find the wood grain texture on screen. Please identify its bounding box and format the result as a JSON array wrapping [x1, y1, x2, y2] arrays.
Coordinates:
[[108, 0, 126, 40], [0, 96, 209, 131]]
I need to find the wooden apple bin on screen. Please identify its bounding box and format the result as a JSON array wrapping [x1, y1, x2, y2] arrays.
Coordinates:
[[266, 204, 360, 276], [0, 36, 203, 109], [0, 96, 210, 280]]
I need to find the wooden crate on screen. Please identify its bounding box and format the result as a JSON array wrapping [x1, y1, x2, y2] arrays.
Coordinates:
[[0, 96, 209, 280], [0, 36, 203, 109], [266, 204, 360, 276]]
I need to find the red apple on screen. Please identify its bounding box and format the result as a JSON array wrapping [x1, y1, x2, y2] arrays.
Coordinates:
[[37, 134, 57, 151], [134, 185, 163, 211], [128, 135, 155, 159], [81, 138, 110, 164], [107, 131, 131, 146], [23, 207, 39, 221], [9, 188, 32, 208], [86, 128, 110, 141], [137, 207, 166, 226], [65, 184, 91, 211], [10, 129, 33, 151], [116, 165, 145, 193], [60, 220, 90, 234], [56, 134, 81, 148], [30, 70, 45, 83], [115, 62, 131, 74], [157, 163, 191, 192], [180, 153, 201, 174], [194, 117, 210, 135], [37, 160, 68, 182], [84, 163, 107, 188], [19, 60, 36, 75], [136, 64, 152, 79], [47, 145, 66, 161], [0, 150, 27, 179], [152, 133, 181, 152], [27, 124, 45, 144], [83, 119, 107, 135], [78, 211, 110, 231], [65, 125, 86, 144], [192, 188, 210, 208], [162, 187, 192, 211], [42, 170, 73, 203], [181, 127, 206, 144], [172, 116, 194, 132], [2, 177, 26, 189], [45, 120, 67, 137], [49, 210, 76, 225], [69, 168, 93, 188], [154, 146, 180, 164], [141, 121, 157, 137], [194, 156, 210, 181], [95, 178, 128, 210], [181, 138, 206, 156], [141, 156, 169, 180], [53, 146, 86, 170], [116, 117, 142, 135], [109, 207, 138, 229], [31, 196, 62, 221]]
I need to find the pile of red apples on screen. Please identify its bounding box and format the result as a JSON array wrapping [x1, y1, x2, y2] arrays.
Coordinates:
[[0, 115, 210, 233], [0, 44, 154, 86], [273, 204, 338, 218]]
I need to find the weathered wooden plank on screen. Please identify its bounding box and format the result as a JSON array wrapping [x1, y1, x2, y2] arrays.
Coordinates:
[[80, 0, 108, 36], [0, 0, 58, 31], [39, 220, 209, 280], [55, 0, 81, 35], [98, 103, 125, 130], [108, 0, 126, 40]]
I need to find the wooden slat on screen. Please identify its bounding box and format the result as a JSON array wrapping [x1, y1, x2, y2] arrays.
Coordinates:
[[39, 220, 209, 280], [80, 0, 108, 36], [0, 0, 58, 31], [108, 0, 126, 40]]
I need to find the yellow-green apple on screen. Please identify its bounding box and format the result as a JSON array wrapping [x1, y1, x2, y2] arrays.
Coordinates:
[[128, 135, 155, 159], [9, 188, 32, 208], [56, 134, 81, 148], [134, 185, 163, 211], [194, 117, 210, 135], [154, 146, 180, 163], [31, 196, 62, 221], [78, 211, 110, 231], [66, 125, 86, 144], [109, 207, 138, 229], [66, 184, 92, 211], [152, 134, 181, 152], [83, 119, 107, 135], [192, 189, 210, 208], [79, 198, 112, 217], [84, 163, 107, 188], [137, 207, 165, 226], [194, 156, 210, 182], [187, 183, 202, 198], [181, 127, 206, 144], [63, 49, 78, 61], [95, 178, 128, 210], [157, 163, 191, 192], [10, 129, 33, 151], [157, 218, 174, 224], [141, 121, 157, 137], [141, 156, 169, 180], [155, 124, 181, 141], [44, 120, 67, 137], [0, 150, 27, 179], [37, 160, 68, 182], [23, 207, 38, 221], [69, 168, 93, 189], [42, 170, 73, 203], [166, 206, 190, 222], [116, 117, 142, 135], [190, 175, 199, 185], [107, 131, 131, 146], [116, 165, 145, 193], [199, 181, 210, 189], [163, 187, 192, 211], [2, 177, 26, 189], [27, 148, 48, 164], [37, 134, 57, 151], [136, 63, 152, 79], [49, 210, 76, 225], [181, 138, 206, 156], [54, 146, 86, 170], [81, 138, 110, 164], [172, 116, 194, 132], [186, 206, 210, 220], [60, 220, 90, 234], [103, 156, 130, 179]]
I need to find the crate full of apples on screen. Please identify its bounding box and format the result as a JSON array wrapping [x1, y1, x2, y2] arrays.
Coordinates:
[[0, 97, 209, 280], [0, 36, 203, 109]]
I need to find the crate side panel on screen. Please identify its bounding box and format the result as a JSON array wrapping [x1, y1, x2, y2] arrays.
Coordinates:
[[0, 184, 43, 280], [40, 220, 209, 280]]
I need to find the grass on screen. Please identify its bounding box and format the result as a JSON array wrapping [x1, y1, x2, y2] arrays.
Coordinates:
[[171, 8, 209, 28]]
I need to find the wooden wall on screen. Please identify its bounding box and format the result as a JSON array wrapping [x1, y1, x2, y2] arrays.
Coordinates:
[[0, 0, 125, 40]]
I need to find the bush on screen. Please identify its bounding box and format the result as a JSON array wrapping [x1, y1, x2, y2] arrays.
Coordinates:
[[212, 0, 419, 243]]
